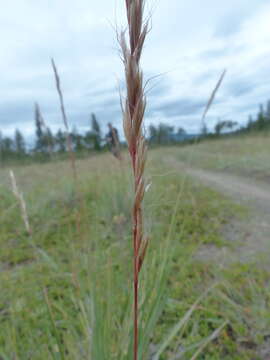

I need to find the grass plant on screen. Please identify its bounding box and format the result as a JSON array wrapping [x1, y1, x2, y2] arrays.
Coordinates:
[[1, 150, 269, 359], [0, 1, 270, 358], [120, 0, 149, 358]]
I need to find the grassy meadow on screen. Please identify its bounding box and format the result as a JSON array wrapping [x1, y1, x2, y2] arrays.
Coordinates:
[[167, 133, 270, 181], [1, 138, 270, 359]]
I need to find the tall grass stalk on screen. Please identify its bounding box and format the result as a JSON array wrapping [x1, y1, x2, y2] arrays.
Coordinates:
[[51, 58, 77, 182], [201, 69, 226, 131], [176, 69, 228, 178], [108, 123, 122, 161], [120, 1, 149, 359], [34, 102, 54, 158], [9, 169, 32, 235]]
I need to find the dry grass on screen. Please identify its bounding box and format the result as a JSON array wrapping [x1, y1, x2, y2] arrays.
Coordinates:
[[201, 69, 227, 126], [1, 149, 270, 359], [34, 102, 54, 158], [108, 123, 122, 160], [9, 169, 32, 235], [120, 1, 149, 358], [51, 58, 77, 182]]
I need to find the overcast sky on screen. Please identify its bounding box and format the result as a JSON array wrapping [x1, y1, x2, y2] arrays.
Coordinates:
[[0, 0, 270, 139]]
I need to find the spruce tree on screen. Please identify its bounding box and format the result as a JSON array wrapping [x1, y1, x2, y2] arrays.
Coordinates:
[[14, 129, 26, 156], [256, 104, 266, 130], [266, 100, 270, 124], [34, 103, 45, 153], [247, 115, 253, 131], [2, 137, 14, 159], [56, 129, 66, 152]]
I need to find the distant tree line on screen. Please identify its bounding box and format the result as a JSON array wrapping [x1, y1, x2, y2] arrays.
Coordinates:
[[0, 106, 192, 165], [0, 129, 27, 162], [148, 123, 188, 144], [240, 100, 270, 133], [202, 99, 270, 139], [1, 99, 270, 165], [0, 104, 104, 165], [213, 120, 238, 136], [149, 98, 270, 145]]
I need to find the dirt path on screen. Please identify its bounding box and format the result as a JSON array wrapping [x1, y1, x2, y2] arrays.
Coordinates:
[[184, 166, 270, 212], [169, 158, 270, 265], [166, 158, 270, 359]]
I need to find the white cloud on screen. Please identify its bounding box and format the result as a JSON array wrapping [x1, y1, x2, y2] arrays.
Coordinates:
[[0, 0, 269, 139]]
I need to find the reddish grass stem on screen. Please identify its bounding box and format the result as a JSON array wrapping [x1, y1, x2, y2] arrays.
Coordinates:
[[120, 1, 149, 359]]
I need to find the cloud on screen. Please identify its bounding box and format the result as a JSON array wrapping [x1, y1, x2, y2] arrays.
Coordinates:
[[147, 76, 172, 99], [226, 79, 255, 98], [152, 98, 206, 118], [0, 0, 270, 139], [214, 12, 244, 38]]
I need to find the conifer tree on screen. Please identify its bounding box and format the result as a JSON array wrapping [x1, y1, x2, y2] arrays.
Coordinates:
[[14, 129, 26, 156], [34, 103, 45, 153], [56, 129, 66, 152], [266, 100, 270, 123], [256, 104, 266, 130]]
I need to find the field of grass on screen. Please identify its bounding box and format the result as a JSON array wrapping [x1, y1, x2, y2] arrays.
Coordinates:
[[0, 148, 270, 359], [165, 134, 270, 181]]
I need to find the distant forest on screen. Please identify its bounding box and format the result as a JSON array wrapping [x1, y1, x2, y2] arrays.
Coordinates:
[[1, 99, 270, 165]]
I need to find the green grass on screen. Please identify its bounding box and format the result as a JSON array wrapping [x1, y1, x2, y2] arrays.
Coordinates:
[[0, 150, 269, 359], [164, 133, 270, 180]]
